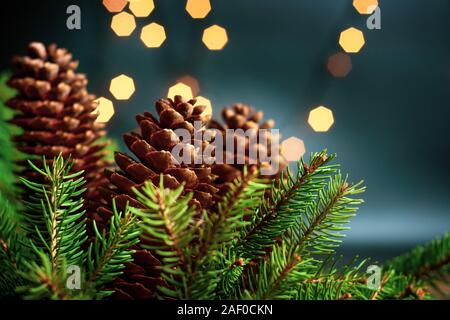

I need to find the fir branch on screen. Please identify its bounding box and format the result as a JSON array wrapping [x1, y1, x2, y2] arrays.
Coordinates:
[[396, 283, 429, 300], [16, 156, 139, 299], [197, 167, 268, 263], [18, 251, 88, 300], [250, 174, 364, 300], [390, 234, 450, 280], [295, 278, 350, 300], [20, 154, 88, 270], [293, 173, 365, 256], [0, 191, 30, 297], [368, 271, 430, 300], [369, 272, 390, 300], [85, 200, 140, 299], [180, 168, 265, 299], [384, 233, 450, 298], [190, 168, 270, 299], [217, 257, 246, 299], [293, 257, 369, 300], [131, 177, 197, 299], [250, 243, 316, 300], [0, 71, 21, 202], [215, 152, 365, 300], [233, 151, 338, 259]]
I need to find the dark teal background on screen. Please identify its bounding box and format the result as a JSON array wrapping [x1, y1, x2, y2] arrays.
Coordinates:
[[1, 0, 449, 262]]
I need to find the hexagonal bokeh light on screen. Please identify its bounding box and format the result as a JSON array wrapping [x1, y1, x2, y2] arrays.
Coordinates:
[[93, 97, 115, 123], [167, 83, 194, 100], [103, 0, 128, 13], [109, 74, 136, 100], [177, 75, 200, 96], [202, 25, 228, 50], [353, 0, 379, 14], [129, 0, 155, 17], [281, 137, 306, 162], [186, 0, 212, 19], [339, 27, 365, 53], [195, 96, 212, 117], [308, 106, 335, 132], [111, 12, 136, 37], [140, 23, 166, 48], [327, 52, 352, 78]]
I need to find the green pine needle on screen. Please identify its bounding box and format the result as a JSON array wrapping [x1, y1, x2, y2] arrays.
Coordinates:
[[20, 154, 88, 270], [233, 151, 340, 259], [14, 154, 141, 299], [1, 148, 448, 300], [85, 200, 141, 299], [0, 191, 31, 297], [131, 177, 197, 299]]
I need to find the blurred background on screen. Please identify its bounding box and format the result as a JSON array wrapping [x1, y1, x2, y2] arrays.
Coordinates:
[[0, 0, 449, 262]]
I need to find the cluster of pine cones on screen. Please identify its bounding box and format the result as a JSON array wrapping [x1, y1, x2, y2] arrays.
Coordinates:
[[6, 42, 288, 299]]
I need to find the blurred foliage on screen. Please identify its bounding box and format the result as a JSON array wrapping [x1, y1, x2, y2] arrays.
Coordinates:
[[0, 71, 21, 202], [97, 136, 119, 163]]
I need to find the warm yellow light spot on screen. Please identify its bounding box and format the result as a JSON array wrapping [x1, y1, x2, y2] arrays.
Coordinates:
[[308, 106, 334, 132], [103, 0, 128, 13], [202, 25, 228, 50], [195, 96, 212, 117], [327, 52, 352, 78], [353, 0, 379, 14], [339, 27, 365, 53], [186, 0, 211, 19], [176, 75, 200, 96], [129, 0, 155, 17], [140, 23, 166, 48], [111, 12, 136, 37], [93, 97, 115, 123], [167, 83, 193, 100], [281, 137, 305, 162], [109, 74, 135, 100]]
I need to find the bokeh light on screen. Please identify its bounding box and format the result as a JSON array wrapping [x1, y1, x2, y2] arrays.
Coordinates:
[[176, 75, 200, 96], [339, 27, 365, 53], [93, 97, 115, 123], [186, 0, 212, 19], [281, 137, 305, 162], [111, 12, 136, 37], [308, 106, 334, 132], [167, 83, 194, 100], [353, 0, 379, 14], [327, 52, 352, 78], [129, 0, 155, 17], [103, 0, 128, 13], [140, 22, 166, 48], [109, 74, 136, 100], [202, 25, 228, 50], [195, 96, 212, 117]]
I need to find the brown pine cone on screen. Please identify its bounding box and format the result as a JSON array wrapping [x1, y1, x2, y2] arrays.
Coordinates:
[[97, 95, 219, 299], [6, 42, 110, 209], [209, 103, 287, 189], [98, 95, 219, 213], [107, 248, 167, 300]]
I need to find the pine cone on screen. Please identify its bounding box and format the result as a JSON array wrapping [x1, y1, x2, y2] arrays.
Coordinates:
[[97, 95, 219, 299], [98, 95, 218, 213], [6, 42, 109, 209], [209, 103, 287, 187], [107, 248, 166, 300]]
